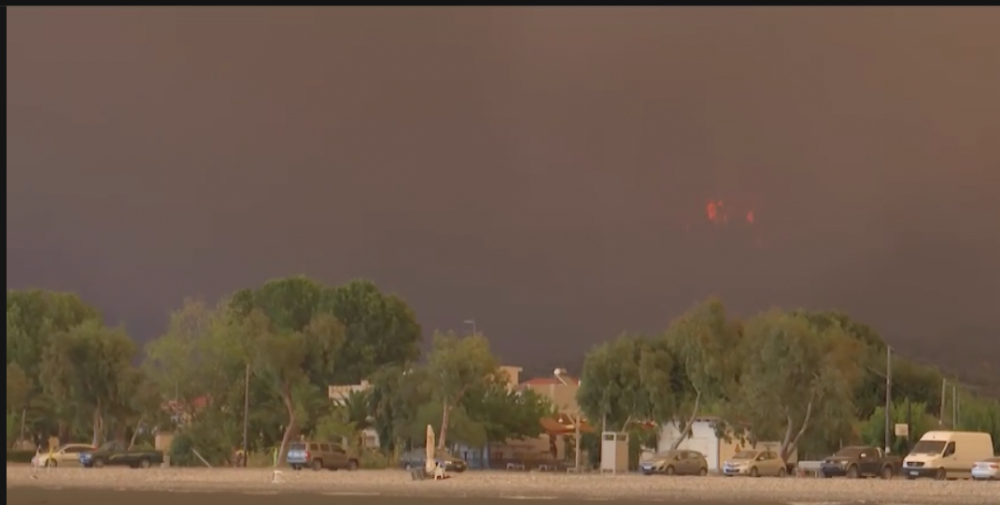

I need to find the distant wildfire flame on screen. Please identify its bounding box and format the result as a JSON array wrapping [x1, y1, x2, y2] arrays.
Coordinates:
[[706, 200, 726, 224], [704, 200, 756, 226]]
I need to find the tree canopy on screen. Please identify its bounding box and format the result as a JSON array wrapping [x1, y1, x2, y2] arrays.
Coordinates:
[[7, 284, 997, 470]]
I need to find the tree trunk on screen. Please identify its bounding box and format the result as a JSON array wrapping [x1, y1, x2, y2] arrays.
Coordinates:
[[277, 383, 297, 466], [91, 402, 102, 447], [438, 403, 451, 450], [670, 388, 702, 450], [780, 400, 813, 461], [128, 416, 144, 450]]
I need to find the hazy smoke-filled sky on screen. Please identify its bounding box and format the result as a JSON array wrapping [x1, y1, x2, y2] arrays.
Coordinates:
[[7, 7, 999, 364]]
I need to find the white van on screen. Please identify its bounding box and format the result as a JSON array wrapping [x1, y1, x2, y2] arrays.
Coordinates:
[[902, 431, 995, 480]]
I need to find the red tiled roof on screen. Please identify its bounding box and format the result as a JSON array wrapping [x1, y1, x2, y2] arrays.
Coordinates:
[[540, 416, 595, 435], [162, 395, 211, 413]]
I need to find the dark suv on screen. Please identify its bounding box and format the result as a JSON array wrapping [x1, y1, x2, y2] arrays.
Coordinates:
[[286, 441, 359, 471]]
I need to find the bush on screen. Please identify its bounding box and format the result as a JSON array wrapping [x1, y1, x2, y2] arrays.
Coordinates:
[[7, 449, 36, 463], [359, 449, 390, 469]]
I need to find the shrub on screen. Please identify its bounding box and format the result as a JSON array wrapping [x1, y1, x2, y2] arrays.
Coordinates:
[[7, 449, 36, 463], [359, 449, 390, 469]]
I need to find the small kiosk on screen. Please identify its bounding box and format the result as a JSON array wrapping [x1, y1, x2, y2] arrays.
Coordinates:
[[600, 431, 629, 474]]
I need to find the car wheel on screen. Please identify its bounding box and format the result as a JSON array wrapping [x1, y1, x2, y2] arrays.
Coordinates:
[[880, 466, 894, 480], [749, 467, 759, 478], [139, 458, 151, 469], [665, 466, 675, 476], [404, 462, 412, 471], [698, 467, 708, 477], [935, 468, 947, 480], [46, 459, 58, 468], [846, 465, 859, 479], [347, 459, 359, 471], [311, 459, 323, 471], [94, 459, 105, 468]]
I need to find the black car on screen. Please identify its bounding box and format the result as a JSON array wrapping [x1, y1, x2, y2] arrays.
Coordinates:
[[80, 441, 164, 469]]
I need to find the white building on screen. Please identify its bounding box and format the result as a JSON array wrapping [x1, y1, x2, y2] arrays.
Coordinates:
[[657, 416, 796, 472]]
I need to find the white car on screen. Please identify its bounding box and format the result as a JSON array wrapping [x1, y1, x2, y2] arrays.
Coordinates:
[[30, 443, 96, 467], [971, 456, 998, 481]]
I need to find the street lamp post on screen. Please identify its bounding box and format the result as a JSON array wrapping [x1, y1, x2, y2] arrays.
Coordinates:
[[884, 345, 893, 454], [554, 368, 581, 472], [463, 319, 477, 335]]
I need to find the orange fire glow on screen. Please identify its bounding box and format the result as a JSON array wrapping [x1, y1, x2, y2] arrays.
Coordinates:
[[705, 200, 726, 224]]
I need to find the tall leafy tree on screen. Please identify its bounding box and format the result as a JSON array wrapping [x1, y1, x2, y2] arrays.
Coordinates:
[[464, 377, 551, 446], [577, 334, 650, 431], [39, 320, 137, 446], [230, 277, 346, 463], [328, 280, 422, 384], [733, 310, 861, 460], [368, 365, 426, 452], [425, 331, 499, 449], [662, 298, 742, 449], [7, 290, 101, 376], [7, 290, 103, 436]]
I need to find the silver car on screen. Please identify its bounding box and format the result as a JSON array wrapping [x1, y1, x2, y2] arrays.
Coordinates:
[[971, 456, 998, 481]]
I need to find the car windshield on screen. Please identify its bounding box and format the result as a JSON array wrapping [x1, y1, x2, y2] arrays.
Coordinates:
[[289, 443, 307, 451], [834, 447, 865, 457], [653, 451, 678, 459], [98, 442, 120, 452], [733, 451, 758, 459], [910, 440, 946, 455]]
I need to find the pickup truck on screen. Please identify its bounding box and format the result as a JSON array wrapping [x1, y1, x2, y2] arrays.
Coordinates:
[[80, 441, 164, 469], [819, 445, 901, 479]]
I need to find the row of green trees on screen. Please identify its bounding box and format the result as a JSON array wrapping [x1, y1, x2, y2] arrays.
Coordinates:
[[7, 283, 998, 467], [575, 299, 1000, 459], [6, 278, 551, 466]]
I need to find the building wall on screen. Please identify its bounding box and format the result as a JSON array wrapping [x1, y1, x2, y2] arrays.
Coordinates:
[[499, 366, 523, 390], [657, 419, 798, 471], [328, 380, 371, 403], [526, 381, 580, 414], [658, 419, 729, 470]]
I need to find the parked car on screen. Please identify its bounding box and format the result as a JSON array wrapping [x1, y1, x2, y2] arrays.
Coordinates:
[[722, 449, 787, 477], [640, 449, 708, 476], [31, 443, 95, 467], [819, 445, 901, 479], [286, 441, 359, 471], [80, 441, 164, 469], [971, 456, 999, 481], [398, 448, 467, 473]]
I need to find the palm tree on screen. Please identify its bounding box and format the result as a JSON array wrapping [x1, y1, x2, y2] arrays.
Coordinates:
[[341, 390, 374, 450]]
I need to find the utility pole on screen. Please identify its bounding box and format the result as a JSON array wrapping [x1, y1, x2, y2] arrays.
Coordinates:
[[939, 379, 947, 425], [884, 346, 893, 454], [242, 362, 250, 466], [906, 399, 913, 453], [952, 384, 958, 428], [956, 387, 961, 428]]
